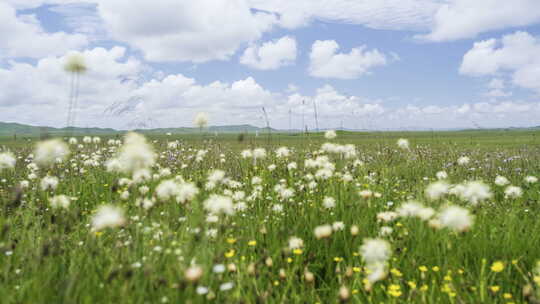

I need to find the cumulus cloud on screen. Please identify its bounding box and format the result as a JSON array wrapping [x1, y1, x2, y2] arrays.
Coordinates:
[[0, 47, 141, 127], [460, 31, 540, 93], [240, 36, 297, 70], [247, 0, 440, 30], [95, 0, 277, 63], [0, 2, 88, 58], [309, 40, 388, 79], [419, 0, 540, 42], [1, 48, 539, 130]]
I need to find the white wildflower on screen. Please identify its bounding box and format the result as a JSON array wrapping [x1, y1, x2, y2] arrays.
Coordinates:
[[203, 194, 234, 215], [34, 139, 70, 167], [437, 205, 473, 232], [49, 195, 71, 209], [0, 152, 16, 169], [504, 185, 523, 199], [324, 130, 337, 139], [91, 205, 126, 231], [397, 138, 409, 150]]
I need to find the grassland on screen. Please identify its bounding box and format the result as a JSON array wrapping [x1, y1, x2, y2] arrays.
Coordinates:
[[1, 130, 540, 303]]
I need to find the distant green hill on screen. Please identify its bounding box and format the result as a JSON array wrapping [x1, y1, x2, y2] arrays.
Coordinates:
[[0, 122, 275, 136], [0, 122, 118, 136]]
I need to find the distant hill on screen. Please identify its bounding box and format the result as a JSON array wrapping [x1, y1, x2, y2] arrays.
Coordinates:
[[0, 122, 275, 136], [0, 122, 118, 136], [1, 121, 539, 136]]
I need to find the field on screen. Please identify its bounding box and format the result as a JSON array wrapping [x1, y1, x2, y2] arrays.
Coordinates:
[[1, 130, 540, 303]]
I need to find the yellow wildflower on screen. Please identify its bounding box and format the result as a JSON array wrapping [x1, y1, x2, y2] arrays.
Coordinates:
[[491, 261, 504, 273]]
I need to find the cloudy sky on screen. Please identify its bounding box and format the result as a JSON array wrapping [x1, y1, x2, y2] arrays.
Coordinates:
[[1, 0, 540, 130]]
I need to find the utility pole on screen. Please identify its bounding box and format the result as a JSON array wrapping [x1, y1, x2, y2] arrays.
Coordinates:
[[313, 99, 319, 132], [301, 100, 305, 134], [288, 108, 292, 132], [262, 107, 271, 142]]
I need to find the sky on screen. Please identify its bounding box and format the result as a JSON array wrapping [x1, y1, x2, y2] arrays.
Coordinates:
[[1, 0, 540, 130]]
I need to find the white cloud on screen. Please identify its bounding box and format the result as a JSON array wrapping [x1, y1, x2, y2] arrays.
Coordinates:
[[48, 3, 107, 38], [1, 43, 539, 130], [240, 36, 297, 70], [309, 40, 388, 79], [419, 0, 540, 42], [0, 47, 141, 127], [95, 0, 277, 63], [460, 31, 540, 93], [247, 0, 440, 30], [0, 2, 88, 58], [484, 78, 512, 98], [3, 0, 81, 9]]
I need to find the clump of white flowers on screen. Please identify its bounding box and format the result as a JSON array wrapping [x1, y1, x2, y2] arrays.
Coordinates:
[[155, 179, 200, 203], [322, 196, 336, 209], [457, 156, 470, 165], [275, 146, 291, 158], [49, 195, 71, 209], [252, 148, 266, 160], [360, 238, 392, 288], [34, 139, 70, 167], [436, 171, 448, 180], [397, 138, 409, 150], [436, 205, 473, 232], [91, 205, 126, 231], [396, 201, 435, 220], [324, 130, 337, 139], [452, 181, 492, 205], [0, 152, 16, 170], [494, 175, 510, 186], [504, 185, 523, 199], [106, 132, 156, 174], [314, 224, 333, 239], [288, 237, 304, 250], [40, 175, 59, 191], [525, 176, 538, 184], [203, 194, 235, 216], [425, 181, 450, 200]]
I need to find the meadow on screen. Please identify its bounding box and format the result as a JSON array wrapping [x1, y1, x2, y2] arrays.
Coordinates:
[[1, 130, 540, 303]]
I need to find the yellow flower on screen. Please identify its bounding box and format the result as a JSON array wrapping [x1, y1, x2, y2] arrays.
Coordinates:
[[391, 268, 403, 277], [490, 285, 500, 293], [444, 275, 452, 281], [420, 285, 429, 292], [388, 284, 402, 297], [407, 281, 417, 289], [503, 293, 512, 299], [293, 249, 303, 255], [419, 266, 428, 272], [432, 266, 440, 272], [491, 261, 504, 273], [353, 267, 361, 273], [224, 249, 235, 258], [226, 238, 237, 244], [248, 240, 257, 246], [287, 257, 293, 263], [334, 257, 344, 262]]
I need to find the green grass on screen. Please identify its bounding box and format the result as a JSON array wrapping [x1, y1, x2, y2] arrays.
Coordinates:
[[1, 130, 540, 303]]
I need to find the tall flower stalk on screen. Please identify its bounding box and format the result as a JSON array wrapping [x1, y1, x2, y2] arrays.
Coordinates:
[[64, 54, 87, 133]]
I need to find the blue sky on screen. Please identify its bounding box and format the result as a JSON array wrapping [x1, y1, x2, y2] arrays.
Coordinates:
[[1, 1, 540, 130]]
